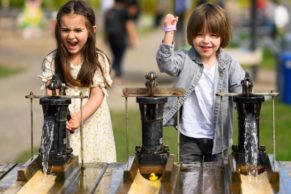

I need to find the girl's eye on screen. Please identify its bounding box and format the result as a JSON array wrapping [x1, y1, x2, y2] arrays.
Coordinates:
[[75, 29, 83, 33], [61, 28, 69, 32], [211, 34, 218, 37]]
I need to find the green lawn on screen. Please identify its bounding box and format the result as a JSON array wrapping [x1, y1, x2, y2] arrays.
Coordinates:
[[112, 99, 291, 163], [0, 65, 21, 78]]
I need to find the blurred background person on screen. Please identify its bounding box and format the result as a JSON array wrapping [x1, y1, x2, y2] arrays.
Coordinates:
[[104, 0, 138, 85], [153, 0, 169, 29], [101, 0, 114, 14], [174, 0, 191, 49], [17, 0, 44, 39]]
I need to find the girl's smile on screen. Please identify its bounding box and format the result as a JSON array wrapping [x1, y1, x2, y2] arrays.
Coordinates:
[[60, 14, 89, 61]]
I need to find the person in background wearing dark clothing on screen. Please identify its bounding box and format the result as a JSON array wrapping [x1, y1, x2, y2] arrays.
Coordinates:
[[126, 0, 140, 22], [197, 0, 224, 8], [104, 0, 138, 85], [174, 0, 190, 49], [154, 0, 169, 28]]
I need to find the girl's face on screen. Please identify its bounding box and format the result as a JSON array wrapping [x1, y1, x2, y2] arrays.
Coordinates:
[[193, 31, 221, 64], [60, 14, 91, 61]]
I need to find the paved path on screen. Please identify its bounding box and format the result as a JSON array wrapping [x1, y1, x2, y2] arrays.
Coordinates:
[[0, 26, 276, 163]]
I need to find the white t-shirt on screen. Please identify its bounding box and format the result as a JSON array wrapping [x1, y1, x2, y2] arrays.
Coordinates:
[[181, 63, 216, 139]]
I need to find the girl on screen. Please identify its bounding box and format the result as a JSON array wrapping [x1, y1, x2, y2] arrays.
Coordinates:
[[39, 0, 116, 163], [156, 3, 245, 163]]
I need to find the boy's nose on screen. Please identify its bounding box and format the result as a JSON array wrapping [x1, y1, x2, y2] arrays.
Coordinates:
[[202, 35, 210, 42]]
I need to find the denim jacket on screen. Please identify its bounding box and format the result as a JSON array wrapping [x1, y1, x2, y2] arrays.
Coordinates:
[[156, 44, 245, 154]]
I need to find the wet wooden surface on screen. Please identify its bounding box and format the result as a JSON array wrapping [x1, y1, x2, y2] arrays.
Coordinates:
[[0, 157, 291, 193]]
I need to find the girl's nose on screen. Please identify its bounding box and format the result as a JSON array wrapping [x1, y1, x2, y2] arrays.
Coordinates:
[[68, 31, 75, 39]]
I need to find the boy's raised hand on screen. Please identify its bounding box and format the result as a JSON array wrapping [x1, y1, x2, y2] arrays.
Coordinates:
[[162, 14, 178, 45], [164, 14, 179, 28]]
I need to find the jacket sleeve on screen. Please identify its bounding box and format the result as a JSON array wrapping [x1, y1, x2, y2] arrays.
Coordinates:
[[229, 60, 245, 93], [156, 43, 185, 77]]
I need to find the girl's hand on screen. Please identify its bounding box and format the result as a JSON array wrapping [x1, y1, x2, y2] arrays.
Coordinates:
[[163, 14, 179, 28], [66, 112, 81, 132]]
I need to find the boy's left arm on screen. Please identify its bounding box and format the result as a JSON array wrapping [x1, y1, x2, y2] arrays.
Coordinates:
[[229, 62, 245, 93]]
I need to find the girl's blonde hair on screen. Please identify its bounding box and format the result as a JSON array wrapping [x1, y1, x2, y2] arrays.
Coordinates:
[[186, 3, 231, 48]]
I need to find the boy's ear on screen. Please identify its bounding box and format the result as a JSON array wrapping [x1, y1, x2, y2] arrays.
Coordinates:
[[93, 25, 97, 33]]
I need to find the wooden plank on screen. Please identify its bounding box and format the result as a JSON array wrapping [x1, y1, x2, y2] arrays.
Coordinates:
[[17, 155, 41, 182], [16, 170, 57, 194], [94, 163, 125, 194], [0, 164, 24, 193], [0, 163, 17, 180]]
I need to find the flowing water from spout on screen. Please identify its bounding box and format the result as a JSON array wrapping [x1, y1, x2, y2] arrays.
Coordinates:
[[240, 171, 273, 194], [41, 115, 55, 174], [244, 113, 258, 176]]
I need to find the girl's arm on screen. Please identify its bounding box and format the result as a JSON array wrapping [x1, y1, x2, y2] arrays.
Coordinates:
[[66, 86, 104, 131]]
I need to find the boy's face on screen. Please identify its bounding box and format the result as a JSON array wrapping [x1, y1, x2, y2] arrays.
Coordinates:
[[60, 14, 89, 59], [192, 31, 221, 63]]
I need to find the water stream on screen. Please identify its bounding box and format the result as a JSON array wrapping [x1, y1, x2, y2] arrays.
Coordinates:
[[41, 115, 55, 174], [244, 113, 259, 176]]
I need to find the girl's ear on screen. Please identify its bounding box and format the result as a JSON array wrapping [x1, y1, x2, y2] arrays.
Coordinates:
[[93, 25, 97, 33]]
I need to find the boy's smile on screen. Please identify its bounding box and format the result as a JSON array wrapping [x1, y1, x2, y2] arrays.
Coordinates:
[[193, 32, 221, 65]]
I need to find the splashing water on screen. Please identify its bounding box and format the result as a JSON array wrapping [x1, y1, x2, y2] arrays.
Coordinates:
[[244, 113, 258, 176], [41, 115, 55, 174]]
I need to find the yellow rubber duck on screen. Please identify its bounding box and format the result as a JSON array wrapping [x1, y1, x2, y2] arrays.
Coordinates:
[[149, 173, 159, 181]]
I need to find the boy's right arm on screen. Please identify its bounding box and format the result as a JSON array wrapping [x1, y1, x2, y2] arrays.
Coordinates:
[[156, 14, 184, 77], [162, 14, 178, 45]]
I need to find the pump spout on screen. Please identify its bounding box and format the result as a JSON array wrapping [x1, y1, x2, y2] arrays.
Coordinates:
[[241, 72, 253, 97], [47, 74, 65, 96]]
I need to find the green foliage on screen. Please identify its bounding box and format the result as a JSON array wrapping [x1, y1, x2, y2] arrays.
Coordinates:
[[0, 65, 21, 78], [261, 47, 276, 69]]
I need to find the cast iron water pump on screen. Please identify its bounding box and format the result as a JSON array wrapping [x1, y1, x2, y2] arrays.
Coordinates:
[[232, 72, 266, 173], [39, 75, 72, 167]]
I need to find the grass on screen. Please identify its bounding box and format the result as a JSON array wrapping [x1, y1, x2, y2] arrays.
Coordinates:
[[0, 65, 22, 78]]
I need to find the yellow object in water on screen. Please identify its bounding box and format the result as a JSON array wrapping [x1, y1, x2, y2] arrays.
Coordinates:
[[128, 170, 161, 194]]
